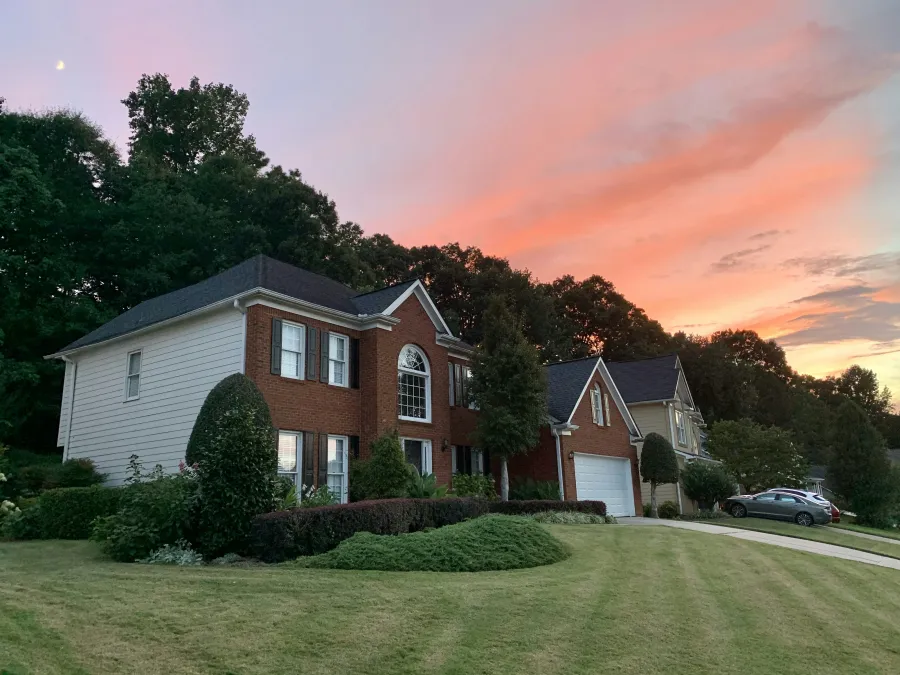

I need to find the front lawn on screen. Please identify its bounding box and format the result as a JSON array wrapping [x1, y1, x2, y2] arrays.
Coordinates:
[[722, 517, 900, 559], [3, 526, 900, 674], [831, 521, 900, 541]]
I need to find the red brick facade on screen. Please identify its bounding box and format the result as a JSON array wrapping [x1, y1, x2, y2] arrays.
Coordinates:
[[244, 297, 474, 487], [504, 370, 642, 513]]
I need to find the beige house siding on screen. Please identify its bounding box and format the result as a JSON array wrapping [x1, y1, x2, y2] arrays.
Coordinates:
[[630, 399, 704, 515]]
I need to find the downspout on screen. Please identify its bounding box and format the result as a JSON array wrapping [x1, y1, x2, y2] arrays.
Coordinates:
[[233, 299, 247, 374], [62, 356, 78, 462], [552, 428, 565, 501]]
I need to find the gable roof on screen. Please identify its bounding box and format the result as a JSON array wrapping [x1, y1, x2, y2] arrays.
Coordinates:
[[606, 354, 680, 403], [352, 280, 418, 315], [545, 357, 599, 423], [55, 255, 451, 354], [544, 355, 641, 438]]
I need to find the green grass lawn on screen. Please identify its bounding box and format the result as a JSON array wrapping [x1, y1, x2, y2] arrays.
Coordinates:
[[3, 526, 900, 675], [720, 517, 900, 559], [831, 521, 900, 541]]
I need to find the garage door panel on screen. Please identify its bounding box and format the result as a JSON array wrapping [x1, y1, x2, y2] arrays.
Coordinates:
[[573, 453, 635, 517]]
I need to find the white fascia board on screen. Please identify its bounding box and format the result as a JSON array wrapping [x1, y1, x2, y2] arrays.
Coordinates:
[[436, 333, 474, 358], [564, 356, 642, 438], [382, 280, 453, 335]]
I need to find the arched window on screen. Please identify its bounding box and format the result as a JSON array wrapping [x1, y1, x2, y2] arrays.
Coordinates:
[[398, 345, 431, 422]]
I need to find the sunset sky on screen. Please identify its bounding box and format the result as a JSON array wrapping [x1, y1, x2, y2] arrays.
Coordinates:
[[2, 0, 899, 406]]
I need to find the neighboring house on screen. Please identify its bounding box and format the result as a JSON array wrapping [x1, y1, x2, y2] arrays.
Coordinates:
[[49, 255, 478, 502], [502, 356, 644, 517], [606, 354, 712, 515]]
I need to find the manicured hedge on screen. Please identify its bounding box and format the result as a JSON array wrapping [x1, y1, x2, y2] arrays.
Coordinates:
[[487, 499, 607, 517], [251, 498, 489, 562], [38, 486, 122, 539]]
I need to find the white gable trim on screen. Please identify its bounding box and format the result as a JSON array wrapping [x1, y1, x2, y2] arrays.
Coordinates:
[[382, 280, 453, 335], [565, 357, 642, 438], [673, 355, 701, 418]]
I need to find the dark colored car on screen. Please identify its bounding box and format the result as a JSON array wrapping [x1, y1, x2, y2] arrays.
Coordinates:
[[723, 491, 832, 527]]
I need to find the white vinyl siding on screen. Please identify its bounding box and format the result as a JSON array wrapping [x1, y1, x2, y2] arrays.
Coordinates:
[[62, 307, 244, 485], [57, 360, 75, 447]]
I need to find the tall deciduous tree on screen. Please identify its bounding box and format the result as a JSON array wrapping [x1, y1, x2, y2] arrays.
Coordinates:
[[707, 419, 807, 493], [639, 433, 679, 517], [470, 296, 547, 501]]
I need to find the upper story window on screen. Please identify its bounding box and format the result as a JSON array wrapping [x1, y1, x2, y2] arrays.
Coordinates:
[[398, 345, 431, 422], [280, 322, 306, 379], [329, 333, 348, 387], [674, 409, 687, 446], [449, 362, 475, 409], [590, 384, 604, 425], [125, 350, 142, 400]]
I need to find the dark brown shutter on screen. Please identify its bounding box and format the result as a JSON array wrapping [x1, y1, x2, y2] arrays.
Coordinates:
[[454, 363, 463, 404], [306, 326, 318, 380], [349, 435, 360, 460], [319, 331, 330, 383], [317, 433, 328, 486], [270, 318, 283, 375], [461, 366, 469, 406], [349, 338, 360, 389], [302, 431, 315, 488]]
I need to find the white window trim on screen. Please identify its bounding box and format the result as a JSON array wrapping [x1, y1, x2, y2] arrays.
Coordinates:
[[280, 320, 306, 380], [401, 437, 433, 475], [124, 349, 143, 402], [277, 430, 304, 491], [326, 434, 349, 504], [398, 344, 432, 423], [591, 385, 604, 426], [327, 332, 349, 387], [675, 409, 687, 446]]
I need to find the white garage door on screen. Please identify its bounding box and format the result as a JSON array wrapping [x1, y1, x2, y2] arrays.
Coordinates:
[[573, 453, 635, 517]]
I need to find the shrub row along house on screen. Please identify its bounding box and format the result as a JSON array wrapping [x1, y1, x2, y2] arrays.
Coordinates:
[[48, 255, 711, 517]]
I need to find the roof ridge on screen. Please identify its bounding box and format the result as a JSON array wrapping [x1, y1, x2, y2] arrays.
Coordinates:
[[606, 352, 678, 366], [352, 277, 419, 299], [544, 354, 600, 368]]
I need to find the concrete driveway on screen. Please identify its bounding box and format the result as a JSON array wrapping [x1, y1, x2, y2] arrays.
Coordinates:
[[620, 517, 900, 571]]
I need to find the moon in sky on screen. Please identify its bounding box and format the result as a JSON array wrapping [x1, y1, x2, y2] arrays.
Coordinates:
[[56, 60, 65, 70]]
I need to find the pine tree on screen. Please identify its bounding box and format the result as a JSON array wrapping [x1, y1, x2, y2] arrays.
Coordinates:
[[470, 296, 547, 501]]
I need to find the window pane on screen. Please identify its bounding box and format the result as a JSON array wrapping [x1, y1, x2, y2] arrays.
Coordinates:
[[278, 433, 298, 472], [282, 324, 304, 352], [404, 439, 423, 474], [330, 335, 345, 361], [398, 372, 427, 418], [127, 374, 140, 399], [128, 352, 142, 375], [331, 360, 345, 385], [281, 350, 301, 378], [400, 347, 425, 372]]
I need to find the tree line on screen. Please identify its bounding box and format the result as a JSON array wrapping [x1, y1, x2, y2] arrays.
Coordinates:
[[1, 75, 897, 460]]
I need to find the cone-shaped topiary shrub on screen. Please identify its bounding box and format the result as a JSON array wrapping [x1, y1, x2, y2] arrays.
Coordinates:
[[186, 373, 277, 556]]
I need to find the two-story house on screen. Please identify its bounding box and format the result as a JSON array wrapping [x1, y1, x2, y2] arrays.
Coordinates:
[[49, 255, 644, 513], [49, 255, 478, 502], [607, 354, 713, 514]]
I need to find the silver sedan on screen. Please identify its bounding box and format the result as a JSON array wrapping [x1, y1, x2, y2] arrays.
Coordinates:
[[723, 491, 832, 527]]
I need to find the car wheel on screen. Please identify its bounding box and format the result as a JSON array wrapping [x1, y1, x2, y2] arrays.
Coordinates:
[[795, 512, 814, 527], [731, 504, 746, 518]]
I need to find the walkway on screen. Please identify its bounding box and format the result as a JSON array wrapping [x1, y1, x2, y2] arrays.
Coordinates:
[[620, 517, 900, 571]]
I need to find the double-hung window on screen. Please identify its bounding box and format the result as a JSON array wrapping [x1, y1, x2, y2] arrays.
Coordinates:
[[448, 362, 476, 409], [328, 333, 348, 387], [398, 345, 431, 421], [125, 350, 142, 400], [280, 322, 305, 379], [277, 431, 303, 488], [590, 385, 604, 425], [674, 409, 687, 446], [326, 435, 348, 503], [452, 445, 487, 475]]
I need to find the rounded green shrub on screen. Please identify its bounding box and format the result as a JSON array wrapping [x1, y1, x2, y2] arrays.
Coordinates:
[[362, 430, 409, 499], [680, 461, 736, 510], [657, 501, 680, 519], [186, 374, 277, 556], [37, 486, 122, 539], [298, 515, 569, 572]]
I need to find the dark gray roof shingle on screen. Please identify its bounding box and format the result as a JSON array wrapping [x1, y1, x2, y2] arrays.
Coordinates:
[[606, 354, 679, 403], [544, 357, 598, 423], [59, 255, 421, 352], [351, 280, 418, 315]]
